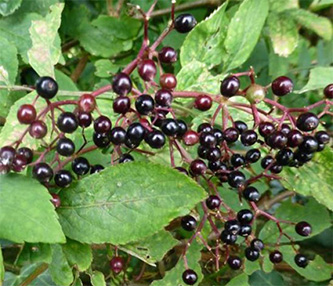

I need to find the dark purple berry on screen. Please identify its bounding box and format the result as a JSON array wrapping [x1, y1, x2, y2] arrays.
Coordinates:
[[33, 163, 53, 183], [77, 112, 92, 128], [90, 165, 104, 174], [271, 76, 293, 96], [212, 128, 224, 144], [294, 254, 308, 268], [177, 120, 188, 137], [189, 159, 207, 176], [239, 224, 252, 237], [183, 130, 199, 146], [135, 94, 155, 115], [270, 251, 283, 263], [241, 130, 257, 146], [280, 124, 291, 136], [54, 170, 72, 188], [288, 130, 304, 147], [315, 131, 330, 144], [225, 219, 241, 235], [220, 76, 240, 97], [182, 269, 198, 285], [57, 138, 75, 157], [78, 94, 96, 113], [17, 147, 33, 164], [119, 154, 134, 163], [206, 195, 221, 210], [231, 154, 245, 167], [12, 154, 27, 172], [296, 112, 319, 132], [57, 112, 78, 134], [245, 149, 261, 163], [234, 121, 248, 134], [295, 221, 312, 236], [194, 95, 212, 111], [251, 239, 264, 251], [112, 73, 132, 96], [275, 148, 294, 166], [36, 76, 58, 99], [266, 131, 287, 149], [0, 146, 16, 165], [261, 155, 274, 169], [259, 122, 275, 137], [228, 171, 246, 188], [174, 14, 197, 33], [29, 120, 47, 139], [299, 136, 318, 153], [220, 230, 237, 244], [224, 127, 239, 143], [158, 47, 177, 64], [161, 119, 179, 136], [155, 89, 173, 107], [197, 123, 212, 133], [181, 215, 197, 231], [138, 59, 157, 81], [72, 157, 90, 176], [227, 256, 242, 270], [94, 116, 112, 133], [323, 84, 333, 99], [145, 130, 166, 149], [206, 147, 221, 162], [110, 127, 126, 145], [113, 96, 131, 114], [243, 186, 260, 202], [245, 247, 260, 261], [237, 209, 254, 224], [93, 132, 111, 148], [199, 132, 217, 148]]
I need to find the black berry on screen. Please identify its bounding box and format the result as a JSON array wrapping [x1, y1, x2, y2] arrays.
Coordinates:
[[54, 170, 73, 188], [32, 163, 53, 183], [57, 112, 78, 134], [245, 247, 260, 261], [181, 215, 197, 231], [295, 221, 312, 236], [57, 138, 75, 157], [296, 112, 319, 132], [269, 251, 283, 263], [112, 73, 132, 96], [294, 254, 308, 268], [36, 76, 58, 99], [243, 186, 260, 202], [72, 157, 90, 176], [271, 76, 293, 96], [220, 76, 240, 97], [174, 14, 197, 33], [237, 209, 254, 224], [182, 269, 198, 285]]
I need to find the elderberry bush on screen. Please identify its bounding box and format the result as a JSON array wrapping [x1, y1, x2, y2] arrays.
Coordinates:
[[0, 1, 332, 286]]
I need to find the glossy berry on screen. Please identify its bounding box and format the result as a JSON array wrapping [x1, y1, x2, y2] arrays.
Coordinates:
[[155, 89, 173, 107], [112, 73, 132, 95], [78, 94, 96, 113], [288, 130, 304, 147], [243, 186, 260, 202], [29, 120, 47, 139], [299, 136, 318, 154], [197, 145, 208, 159], [110, 127, 126, 145], [241, 130, 257, 146], [272, 76, 294, 96], [182, 269, 198, 285], [295, 221, 312, 237], [57, 112, 78, 134], [181, 215, 197, 231], [77, 112, 92, 128], [237, 209, 254, 224], [50, 194, 61, 208], [119, 154, 134, 163], [294, 254, 308, 268], [276, 148, 294, 166], [138, 59, 157, 81], [245, 247, 260, 261], [93, 132, 111, 148], [223, 127, 239, 143], [323, 84, 333, 99], [261, 155, 274, 169], [280, 124, 291, 136], [36, 76, 58, 99], [220, 76, 240, 97], [17, 104, 37, 124], [0, 146, 16, 165], [227, 256, 242, 270], [270, 163, 283, 174], [213, 128, 224, 144], [296, 112, 319, 132], [234, 121, 248, 134], [189, 159, 207, 176], [294, 150, 313, 164], [57, 138, 75, 157], [158, 47, 177, 63], [231, 154, 245, 167], [126, 122, 146, 143], [259, 122, 275, 137], [228, 171, 246, 188], [183, 130, 199, 146], [113, 96, 131, 114], [194, 95, 212, 111], [17, 147, 33, 164], [270, 251, 283, 263], [315, 131, 330, 144], [317, 143, 325, 152], [225, 219, 241, 235], [208, 160, 222, 172], [177, 120, 188, 137], [94, 116, 112, 133], [125, 137, 140, 149], [266, 131, 287, 149], [160, 73, 177, 89], [239, 224, 252, 237], [206, 147, 221, 162], [197, 123, 213, 133], [90, 164, 104, 174], [174, 14, 197, 33], [245, 149, 261, 163], [33, 163, 53, 183], [72, 157, 90, 176], [161, 119, 179, 136], [145, 130, 166, 149], [135, 94, 155, 115], [199, 132, 217, 148], [110, 257, 124, 274], [206, 195, 221, 210], [251, 239, 264, 251], [54, 170, 73, 188], [12, 155, 27, 172], [220, 230, 237, 245]]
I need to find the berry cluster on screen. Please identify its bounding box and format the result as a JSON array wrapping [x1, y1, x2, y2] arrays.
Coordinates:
[[0, 4, 332, 285]]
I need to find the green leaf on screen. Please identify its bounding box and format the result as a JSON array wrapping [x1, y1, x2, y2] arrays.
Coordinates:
[[90, 271, 105, 286], [281, 148, 333, 211], [32, 270, 59, 286], [0, 245, 3, 283], [226, 273, 249, 286], [94, 60, 119, 78], [259, 198, 330, 243], [177, 60, 221, 94], [269, 0, 298, 12], [180, 3, 229, 68], [310, 0, 333, 11], [280, 246, 331, 281], [49, 245, 73, 286], [298, 67, 333, 93], [58, 162, 206, 244], [16, 0, 59, 16], [62, 239, 92, 272], [288, 8, 332, 41], [17, 243, 52, 265], [119, 230, 178, 266], [268, 12, 299, 57], [224, 0, 269, 71], [0, 174, 65, 243], [0, 0, 22, 16], [244, 259, 261, 275], [262, 252, 274, 273], [249, 270, 285, 286], [27, 3, 64, 77], [151, 241, 203, 286]]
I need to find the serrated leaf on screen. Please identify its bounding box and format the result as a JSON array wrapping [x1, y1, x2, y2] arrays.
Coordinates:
[[249, 270, 285, 286], [268, 13, 299, 57], [151, 241, 203, 286], [0, 174, 65, 243], [180, 3, 229, 68], [119, 230, 178, 266], [281, 148, 333, 210], [58, 162, 206, 244], [0, 0, 22, 16], [49, 245, 73, 286], [27, 3, 64, 77], [226, 273, 249, 286], [91, 271, 105, 286], [280, 245, 331, 282], [224, 0, 269, 71], [259, 198, 330, 243], [62, 239, 92, 272], [288, 8, 332, 41], [298, 67, 333, 93], [17, 243, 52, 265], [177, 60, 221, 94]]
